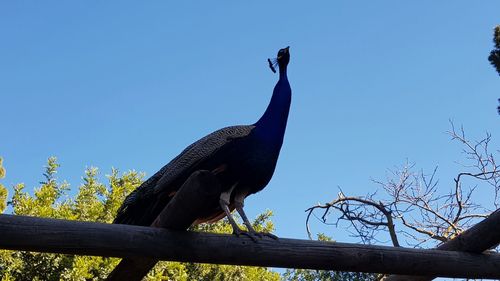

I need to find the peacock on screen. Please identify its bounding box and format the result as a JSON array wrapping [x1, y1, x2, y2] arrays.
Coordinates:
[[114, 46, 292, 239]]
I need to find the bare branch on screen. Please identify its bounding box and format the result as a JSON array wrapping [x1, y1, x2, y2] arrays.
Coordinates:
[[307, 124, 499, 256]]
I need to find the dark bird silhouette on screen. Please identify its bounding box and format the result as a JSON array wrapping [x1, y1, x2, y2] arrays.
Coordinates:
[[113, 47, 291, 238]]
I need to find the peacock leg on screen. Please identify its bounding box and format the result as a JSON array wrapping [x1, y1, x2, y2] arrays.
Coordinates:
[[234, 193, 278, 240], [219, 184, 257, 242]]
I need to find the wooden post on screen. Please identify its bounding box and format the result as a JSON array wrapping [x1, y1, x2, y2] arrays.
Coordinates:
[[1, 214, 500, 279], [107, 170, 222, 281], [383, 209, 500, 281]]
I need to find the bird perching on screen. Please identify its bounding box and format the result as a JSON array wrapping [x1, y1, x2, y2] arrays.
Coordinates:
[[113, 47, 292, 240]]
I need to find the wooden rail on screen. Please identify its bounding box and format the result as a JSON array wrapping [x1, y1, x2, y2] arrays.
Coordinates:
[[1, 214, 500, 279], [384, 208, 500, 281]]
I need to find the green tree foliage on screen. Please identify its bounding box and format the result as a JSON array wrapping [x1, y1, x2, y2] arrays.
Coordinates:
[[282, 234, 377, 281], [0, 157, 142, 281], [489, 25, 500, 114], [488, 25, 500, 75], [0, 157, 281, 281], [283, 270, 376, 281], [0, 158, 7, 213]]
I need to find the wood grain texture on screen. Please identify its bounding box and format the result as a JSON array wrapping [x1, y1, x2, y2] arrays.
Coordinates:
[[384, 209, 500, 281], [1, 214, 500, 279]]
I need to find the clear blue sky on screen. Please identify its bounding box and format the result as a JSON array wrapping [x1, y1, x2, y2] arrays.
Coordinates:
[[1, 0, 499, 271]]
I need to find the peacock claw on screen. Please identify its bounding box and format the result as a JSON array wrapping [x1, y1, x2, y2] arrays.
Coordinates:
[[232, 229, 259, 242], [259, 232, 278, 240]]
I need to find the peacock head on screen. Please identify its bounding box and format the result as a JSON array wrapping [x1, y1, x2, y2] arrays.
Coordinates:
[[268, 46, 290, 73], [277, 46, 290, 65]]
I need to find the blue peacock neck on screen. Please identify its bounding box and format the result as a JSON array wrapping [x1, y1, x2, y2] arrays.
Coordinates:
[[254, 67, 291, 146]]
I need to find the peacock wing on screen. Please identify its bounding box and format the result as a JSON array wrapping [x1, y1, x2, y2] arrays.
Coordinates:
[[113, 125, 254, 225]]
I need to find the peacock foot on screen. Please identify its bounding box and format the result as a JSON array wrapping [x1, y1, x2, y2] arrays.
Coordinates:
[[255, 232, 278, 240], [232, 228, 259, 242]]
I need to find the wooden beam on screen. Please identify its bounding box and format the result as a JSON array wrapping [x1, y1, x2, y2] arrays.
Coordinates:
[[107, 170, 222, 281], [1, 214, 500, 279], [384, 209, 500, 281]]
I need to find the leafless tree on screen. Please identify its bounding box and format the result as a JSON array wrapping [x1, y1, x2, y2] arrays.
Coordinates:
[[306, 123, 500, 254]]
